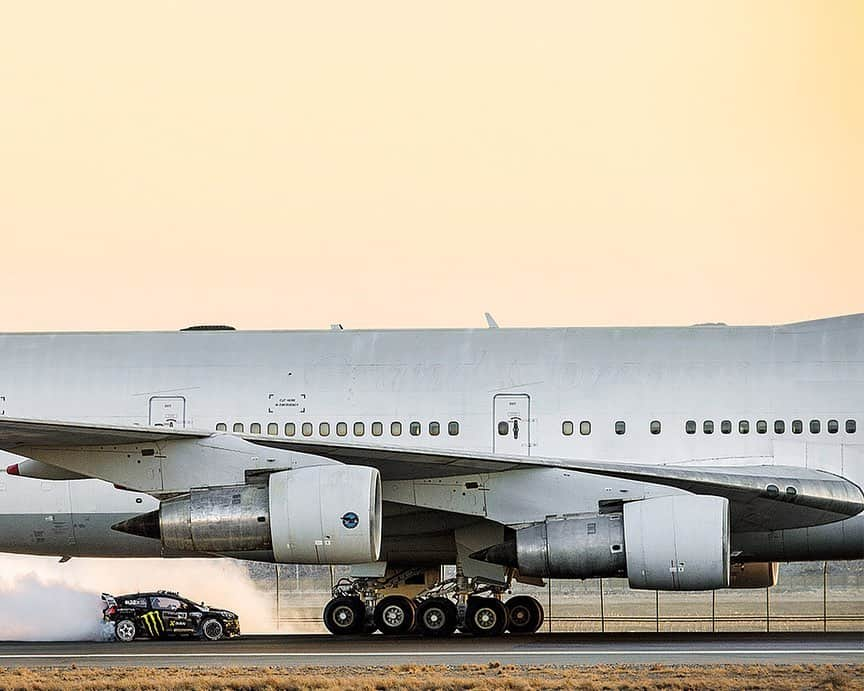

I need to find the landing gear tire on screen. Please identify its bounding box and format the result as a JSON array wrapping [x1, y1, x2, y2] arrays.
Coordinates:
[[374, 595, 416, 635], [201, 618, 225, 641], [323, 596, 365, 635], [416, 598, 458, 638], [114, 619, 137, 643], [464, 596, 508, 637], [505, 595, 544, 634]]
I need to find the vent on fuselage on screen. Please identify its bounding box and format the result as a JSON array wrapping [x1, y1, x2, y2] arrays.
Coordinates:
[[180, 325, 236, 331]]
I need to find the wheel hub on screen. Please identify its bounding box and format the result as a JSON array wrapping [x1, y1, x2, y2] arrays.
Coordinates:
[[475, 606, 497, 630], [334, 606, 355, 627], [382, 605, 405, 627], [423, 608, 444, 629]]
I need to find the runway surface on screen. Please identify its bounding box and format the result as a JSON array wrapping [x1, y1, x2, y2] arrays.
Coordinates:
[[0, 632, 860, 667]]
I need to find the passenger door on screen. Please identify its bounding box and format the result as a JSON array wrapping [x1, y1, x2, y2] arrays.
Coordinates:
[[493, 394, 531, 455]]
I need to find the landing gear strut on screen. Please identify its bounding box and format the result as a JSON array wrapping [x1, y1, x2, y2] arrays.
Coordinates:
[[321, 568, 545, 637]]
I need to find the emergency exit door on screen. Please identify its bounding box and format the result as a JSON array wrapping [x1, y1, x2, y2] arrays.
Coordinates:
[[149, 396, 186, 428], [493, 394, 530, 455]]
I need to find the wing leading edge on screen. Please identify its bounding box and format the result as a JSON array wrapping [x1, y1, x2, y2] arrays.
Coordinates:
[[0, 417, 861, 532]]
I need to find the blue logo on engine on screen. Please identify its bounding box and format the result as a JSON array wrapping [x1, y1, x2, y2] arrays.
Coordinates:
[[341, 512, 359, 529]]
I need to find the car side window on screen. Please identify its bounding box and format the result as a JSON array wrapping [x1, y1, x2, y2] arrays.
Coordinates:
[[151, 597, 183, 611]]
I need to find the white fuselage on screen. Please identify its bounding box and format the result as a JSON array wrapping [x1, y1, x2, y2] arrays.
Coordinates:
[[1, 315, 862, 562]]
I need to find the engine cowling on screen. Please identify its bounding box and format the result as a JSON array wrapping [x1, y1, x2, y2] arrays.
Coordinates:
[[113, 465, 382, 564], [473, 494, 730, 591]]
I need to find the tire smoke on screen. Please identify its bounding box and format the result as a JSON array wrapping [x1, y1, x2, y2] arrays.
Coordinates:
[[0, 554, 276, 641]]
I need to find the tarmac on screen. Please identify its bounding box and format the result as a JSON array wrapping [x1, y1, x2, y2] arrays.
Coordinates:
[[0, 632, 860, 667]]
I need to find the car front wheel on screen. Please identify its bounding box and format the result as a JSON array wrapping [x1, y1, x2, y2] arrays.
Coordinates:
[[114, 619, 137, 642], [201, 618, 225, 641]]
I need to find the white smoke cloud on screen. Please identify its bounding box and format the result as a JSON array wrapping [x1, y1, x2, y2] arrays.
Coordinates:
[[0, 554, 276, 641]]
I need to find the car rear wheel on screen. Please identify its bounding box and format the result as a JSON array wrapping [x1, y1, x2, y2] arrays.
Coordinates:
[[201, 618, 225, 641], [114, 619, 137, 642]]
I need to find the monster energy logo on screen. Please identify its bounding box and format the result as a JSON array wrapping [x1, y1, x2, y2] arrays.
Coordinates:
[[141, 610, 164, 637]]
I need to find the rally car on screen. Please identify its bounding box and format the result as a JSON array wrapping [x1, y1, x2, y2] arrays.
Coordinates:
[[102, 591, 240, 642]]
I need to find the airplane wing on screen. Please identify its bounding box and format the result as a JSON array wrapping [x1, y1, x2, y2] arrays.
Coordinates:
[[0, 417, 205, 447], [0, 417, 861, 531], [248, 436, 864, 531]]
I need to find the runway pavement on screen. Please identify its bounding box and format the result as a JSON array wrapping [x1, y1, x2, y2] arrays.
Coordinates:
[[0, 632, 860, 667]]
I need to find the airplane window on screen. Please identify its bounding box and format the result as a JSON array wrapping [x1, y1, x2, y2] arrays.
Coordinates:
[[721, 420, 731, 434], [562, 421, 574, 436], [774, 420, 785, 434], [429, 421, 440, 436], [685, 420, 696, 434], [391, 421, 402, 436], [847, 419, 857, 434], [615, 421, 626, 435], [580, 421, 591, 435], [250, 423, 261, 434], [302, 422, 313, 436], [354, 422, 365, 436], [216, 423, 227, 432], [739, 420, 750, 434], [448, 421, 459, 436], [336, 422, 348, 436], [756, 420, 767, 434], [827, 419, 839, 434], [410, 421, 421, 436], [650, 420, 661, 435], [372, 422, 383, 436], [498, 421, 509, 436], [267, 423, 278, 436], [233, 423, 244, 433], [703, 420, 714, 434], [319, 422, 330, 436], [284, 422, 296, 436], [810, 419, 821, 434], [791, 419, 803, 434]]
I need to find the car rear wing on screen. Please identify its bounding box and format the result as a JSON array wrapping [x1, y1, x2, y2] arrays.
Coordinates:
[[101, 593, 117, 608]]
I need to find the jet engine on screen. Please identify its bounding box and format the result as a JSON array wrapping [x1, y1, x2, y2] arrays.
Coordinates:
[[113, 465, 382, 564], [473, 495, 731, 591]]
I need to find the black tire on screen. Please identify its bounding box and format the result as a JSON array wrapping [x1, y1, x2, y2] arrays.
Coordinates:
[[464, 596, 508, 637], [323, 596, 365, 635], [505, 595, 544, 634], [114, 618, 137, 643], [374, 595, 416, 635], [200, 618, 225, 641], [416, 598, 458, 638]]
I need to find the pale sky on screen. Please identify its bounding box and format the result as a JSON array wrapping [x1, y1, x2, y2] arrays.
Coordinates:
[[1, 1, 862, 331]]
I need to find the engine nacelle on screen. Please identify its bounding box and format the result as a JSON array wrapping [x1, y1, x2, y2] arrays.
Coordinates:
[[474, 494, 730, 591], [624, 494, 729, 590], [473, 513, 626, 579], [114, 465, 382, 564]]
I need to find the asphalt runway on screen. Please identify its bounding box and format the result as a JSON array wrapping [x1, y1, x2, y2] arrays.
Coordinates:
[[0, 632, 860, 667]]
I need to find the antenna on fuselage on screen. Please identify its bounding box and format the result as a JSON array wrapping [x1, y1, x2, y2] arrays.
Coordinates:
[[484, 312, 499, 328]]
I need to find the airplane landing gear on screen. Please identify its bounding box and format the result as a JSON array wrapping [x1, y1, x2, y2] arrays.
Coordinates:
[[415, 597, 458, 637], [374, 595, 416, 635], [322, 596, 365, 635], [504, 595, 544, 634], [320, 571, 546, 637], [464, 596, 508, 636]]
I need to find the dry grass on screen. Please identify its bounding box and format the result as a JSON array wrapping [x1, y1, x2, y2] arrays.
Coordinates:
[[0, 664, 861, 690]]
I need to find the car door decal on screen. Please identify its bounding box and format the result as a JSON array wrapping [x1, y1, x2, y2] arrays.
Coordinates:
[[141, 610, 164, 637]]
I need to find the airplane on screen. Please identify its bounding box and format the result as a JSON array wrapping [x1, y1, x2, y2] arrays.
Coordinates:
[[0, 314, 862, 636]]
